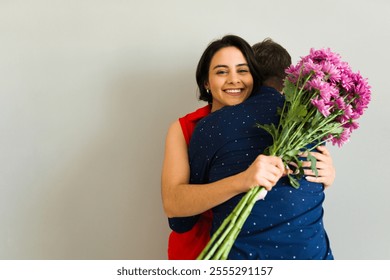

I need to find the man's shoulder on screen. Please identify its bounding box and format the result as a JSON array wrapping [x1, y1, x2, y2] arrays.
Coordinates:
[[249, 86, 284, 102]]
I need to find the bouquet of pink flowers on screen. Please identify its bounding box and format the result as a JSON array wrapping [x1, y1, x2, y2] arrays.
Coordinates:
[[197, 48, 371, 260]]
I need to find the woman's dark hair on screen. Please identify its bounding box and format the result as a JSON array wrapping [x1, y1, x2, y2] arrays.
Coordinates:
[[196, 35, 262, 103]]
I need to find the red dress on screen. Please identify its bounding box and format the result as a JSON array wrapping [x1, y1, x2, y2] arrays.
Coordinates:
[[167, 104, 213, 260]]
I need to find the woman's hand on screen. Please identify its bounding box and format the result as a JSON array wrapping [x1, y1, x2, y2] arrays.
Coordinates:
[[301, 146, 336, 188], [241, 154, 285, 191]]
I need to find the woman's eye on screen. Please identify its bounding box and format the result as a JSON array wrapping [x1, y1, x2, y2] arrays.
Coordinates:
[[238, 69, 249, 73], [216, 70, 228, 75]]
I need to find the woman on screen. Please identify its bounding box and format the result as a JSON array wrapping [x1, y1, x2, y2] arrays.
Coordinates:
[[161, 35, 335, 259]]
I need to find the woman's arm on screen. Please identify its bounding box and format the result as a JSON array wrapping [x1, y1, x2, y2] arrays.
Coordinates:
[[161, 120, 284, 218]]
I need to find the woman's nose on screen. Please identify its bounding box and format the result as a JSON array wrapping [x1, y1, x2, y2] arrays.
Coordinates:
[[227, 72, 240, 84]]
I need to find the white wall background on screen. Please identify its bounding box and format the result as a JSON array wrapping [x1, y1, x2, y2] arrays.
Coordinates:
[[0, 0, 389, 260]]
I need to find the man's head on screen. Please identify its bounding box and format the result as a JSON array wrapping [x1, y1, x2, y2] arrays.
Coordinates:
[[252, 38, 291, 92]]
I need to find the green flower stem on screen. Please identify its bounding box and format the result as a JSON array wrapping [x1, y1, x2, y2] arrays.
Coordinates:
[[197, 186, 265, 259], [197, 188, 255, 259], [272, 91, 319, 155], [302, 115, 340, 145], [198, 217, 236, 259], [274, 105, 342, 159], [209, 221, 236, 260], [197, 209, 234, 259], [220, 187, 262, 259], [284, 107, 316, 145], [218, 187, 263, 259], [270, 123, 297, 155]]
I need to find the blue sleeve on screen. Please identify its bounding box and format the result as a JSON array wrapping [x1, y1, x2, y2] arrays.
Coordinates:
[[168, 215, 200, 233]]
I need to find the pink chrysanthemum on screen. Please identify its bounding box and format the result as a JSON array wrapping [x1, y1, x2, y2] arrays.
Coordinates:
[[311, 97, 332, 117], [284, 47, 371, 146]]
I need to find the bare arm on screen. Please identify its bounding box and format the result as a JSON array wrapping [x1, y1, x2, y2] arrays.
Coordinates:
[[161, 120, 284, 218]]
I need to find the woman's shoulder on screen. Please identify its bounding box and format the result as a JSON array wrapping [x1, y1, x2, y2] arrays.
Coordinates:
[[166, 120, 182, 141]]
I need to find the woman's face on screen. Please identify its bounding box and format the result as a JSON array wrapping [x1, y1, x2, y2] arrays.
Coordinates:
[[206, 46, 254, 112]]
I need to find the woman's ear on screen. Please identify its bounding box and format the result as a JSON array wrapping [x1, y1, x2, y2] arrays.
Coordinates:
[[204, 82, 209, 91]]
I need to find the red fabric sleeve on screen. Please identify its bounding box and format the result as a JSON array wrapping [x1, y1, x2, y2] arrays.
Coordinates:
[[168, 210, 213, 260], [178, 105, 211, 145]]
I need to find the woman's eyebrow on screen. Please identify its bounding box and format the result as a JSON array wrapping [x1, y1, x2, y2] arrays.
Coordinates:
[[212, 63, 248, 70], [212, 64, 228, 70]]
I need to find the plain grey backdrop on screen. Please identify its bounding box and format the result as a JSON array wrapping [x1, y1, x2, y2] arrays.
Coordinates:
[[0, 0, 389, 259]]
